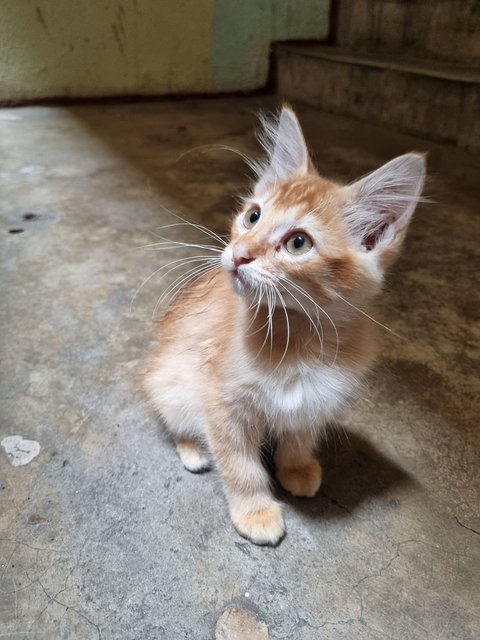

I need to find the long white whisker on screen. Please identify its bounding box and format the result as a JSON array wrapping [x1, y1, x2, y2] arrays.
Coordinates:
[[152, 222, 224, 237], [335, 292, 401, 338], [245, 286, 269, 336], [156, 202, 228, 247], [153, 257, 220, 292], [286, 278, 338, 365], [131, 254, 219, 312], [269, 288, 275, 355], [153, 261, 220, 317], [158, 259, 219, 306], [148, 231, 224, 250], [131, 263, 169, 312], [281, 277, 325, 360], [152, 255, 219, 272], [256, 288, 273, 357], [272, 283, 290, 369], [276, 278, 325, 361], [141, 239, 223, 253], [245, 286, 263, 331], [278, 275, 340, 365], [176, 143, 256, 171]]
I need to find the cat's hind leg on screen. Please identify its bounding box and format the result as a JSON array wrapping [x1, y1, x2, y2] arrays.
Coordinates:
[[175, 437, 211, 473], [143, 365, 211, 472], [275, 431, 322, 497], [159, 408, 211, 473]]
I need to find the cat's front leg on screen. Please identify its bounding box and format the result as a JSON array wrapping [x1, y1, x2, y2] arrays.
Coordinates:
[[275, 431, 322, 497], [208, 408, 285, 546]]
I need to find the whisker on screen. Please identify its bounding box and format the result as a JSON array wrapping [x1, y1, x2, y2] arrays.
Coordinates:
[[153, 260, 220, 317], [147, 222, 228, 249], [287, 280, 339, 365], [156, 202, 228, 247], [335, 292, 401, 338], [276, 279, 324, 359], [176, 143, 256, 172], [286, 279, 325, 361], [278, 275, 340, 366], [245, 286, 263, 332], [269, 288, 274, 355], [131, 255, 218, 312], [256, 288, 273, 358], [131, 263, 169, 312], [272, 283, 290, 369], [245, 286, 270, 337], [157, 258, 220, 305], [153, 255, 219, 279], [141, 239, 223, 253]]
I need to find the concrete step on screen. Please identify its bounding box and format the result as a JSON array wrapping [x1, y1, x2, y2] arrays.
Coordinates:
[[275, 44, 480, 152]]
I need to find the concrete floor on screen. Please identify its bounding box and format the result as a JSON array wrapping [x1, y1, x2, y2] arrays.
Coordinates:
[[0, 97, 478, 640]]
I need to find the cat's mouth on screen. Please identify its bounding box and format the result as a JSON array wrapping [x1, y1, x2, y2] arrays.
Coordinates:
[[230, 262, 270, 298], [232, 266, 245, 282], [222, 247, 264, 298], [231, 267, 255, 297]]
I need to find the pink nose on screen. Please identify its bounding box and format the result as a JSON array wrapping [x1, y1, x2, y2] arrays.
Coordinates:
[[234, 254, 254, 269], [232, 244, 255, 270]]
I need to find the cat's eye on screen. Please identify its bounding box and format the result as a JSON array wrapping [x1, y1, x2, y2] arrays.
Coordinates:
[[244, 206, 261, 229], [285, 232, 313, 255]]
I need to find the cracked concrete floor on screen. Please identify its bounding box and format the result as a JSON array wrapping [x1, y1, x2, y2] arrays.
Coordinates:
[[0, 97, 479, 640]]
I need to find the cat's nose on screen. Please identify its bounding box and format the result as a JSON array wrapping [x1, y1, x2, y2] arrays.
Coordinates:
[[234, 255, 254, 268], [232, 245, 255, 269]]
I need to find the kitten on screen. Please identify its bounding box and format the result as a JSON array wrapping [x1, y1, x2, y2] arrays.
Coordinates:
[[143, 106, 425, 545]]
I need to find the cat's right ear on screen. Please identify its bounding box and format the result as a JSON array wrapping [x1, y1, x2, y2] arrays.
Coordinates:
[[255, 106, 310, 193]]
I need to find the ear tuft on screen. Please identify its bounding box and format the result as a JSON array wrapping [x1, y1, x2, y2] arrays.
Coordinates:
[[343, 153, 426, 267], [255, 106, 309, 191]]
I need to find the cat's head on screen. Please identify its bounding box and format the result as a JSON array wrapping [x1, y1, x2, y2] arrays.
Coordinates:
[[221, 106, 425, 310]]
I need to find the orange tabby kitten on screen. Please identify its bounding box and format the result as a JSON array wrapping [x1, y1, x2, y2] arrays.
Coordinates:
[[144, 106, 425, 545]]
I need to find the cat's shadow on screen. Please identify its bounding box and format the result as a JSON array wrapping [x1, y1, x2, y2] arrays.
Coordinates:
[[270, 428, 413, 520]]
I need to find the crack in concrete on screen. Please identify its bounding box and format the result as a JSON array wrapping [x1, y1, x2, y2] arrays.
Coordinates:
[[351, 542, 401, 591], [455, 516, 480, 536], [349, 538, 463, 639], [22, 525, 117, 638], [279, 537, 448, 638], [29, 575, 102, 639], [0, 538, 66, 554], [278, 608, 358, 638], [301, 614, 356, 629], [322, 492, 353, 514]]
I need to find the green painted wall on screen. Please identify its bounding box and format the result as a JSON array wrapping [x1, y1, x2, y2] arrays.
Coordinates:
[[0, 0, 330, 100], [212, 0, 330, 91]]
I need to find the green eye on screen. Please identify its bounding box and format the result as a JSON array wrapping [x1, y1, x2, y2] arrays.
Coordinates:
[[285, 232, 313, 255], [244, 206, 261, 229]]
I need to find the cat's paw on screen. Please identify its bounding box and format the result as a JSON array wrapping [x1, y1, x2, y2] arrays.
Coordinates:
[[176, 439, 211, 473], [276, 460, 322, 497], [232, 504, 285, 546]]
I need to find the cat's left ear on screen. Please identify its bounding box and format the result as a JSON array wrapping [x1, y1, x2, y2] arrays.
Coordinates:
[[342, 153, 426, 269], [255, 106, 310, 192]]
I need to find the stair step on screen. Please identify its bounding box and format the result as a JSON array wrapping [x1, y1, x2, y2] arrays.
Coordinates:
[[276, 45, 480, 152]]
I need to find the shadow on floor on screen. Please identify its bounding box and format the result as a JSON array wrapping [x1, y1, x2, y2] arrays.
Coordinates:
[[276, 428, 413, 520]]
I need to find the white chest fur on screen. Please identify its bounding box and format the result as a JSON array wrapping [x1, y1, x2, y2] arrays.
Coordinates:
[[233, 360, 362, 432]]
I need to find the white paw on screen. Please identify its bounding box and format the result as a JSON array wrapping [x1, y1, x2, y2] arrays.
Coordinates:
[[232, 503, 285, 546], [176, 441, 211, 473]]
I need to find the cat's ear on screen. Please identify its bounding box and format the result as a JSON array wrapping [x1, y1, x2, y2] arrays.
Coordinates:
[[342, 153, 426, 268], [255, 106, 309, 192]]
